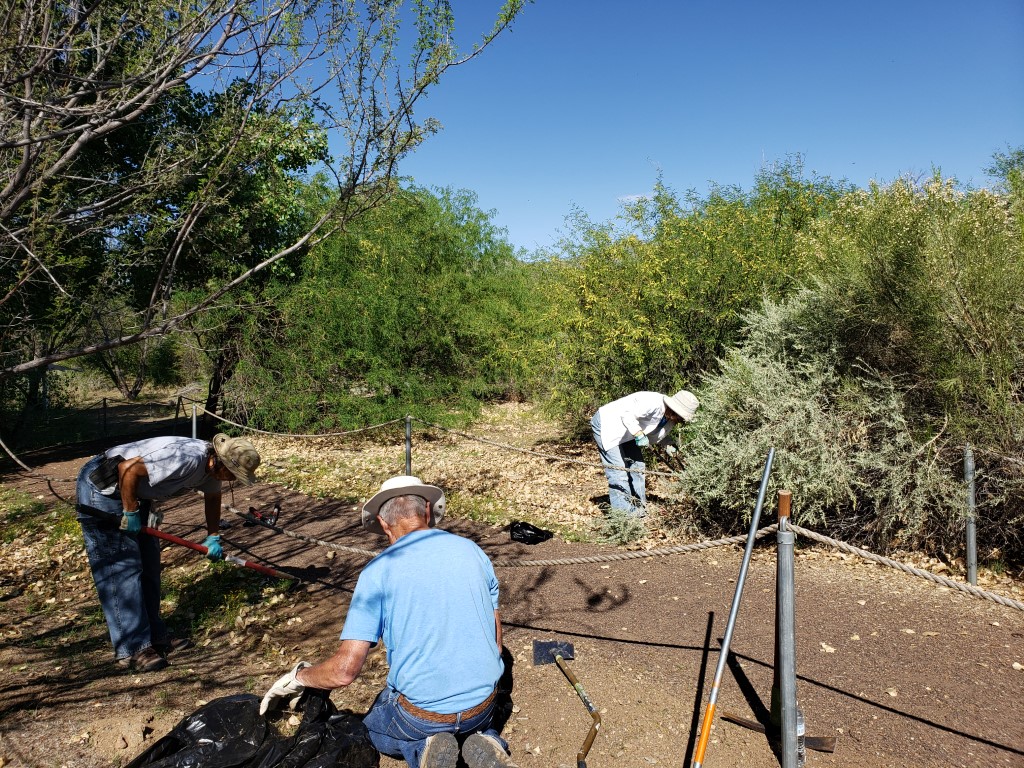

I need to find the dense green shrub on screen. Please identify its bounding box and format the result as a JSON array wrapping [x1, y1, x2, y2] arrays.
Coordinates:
[[681, 165, 1024, 562], [224, 187, 549, 431], [680, 290, 961, 552], [543, 158, 850, 432]]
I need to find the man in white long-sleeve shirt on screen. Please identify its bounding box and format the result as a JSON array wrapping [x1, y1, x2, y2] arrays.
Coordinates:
[[590, 390, 699, 518]]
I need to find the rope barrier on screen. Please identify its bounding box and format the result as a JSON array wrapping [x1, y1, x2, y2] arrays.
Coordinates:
[[789, 524, 1024, 613], [411, 417, 678, 478], [491, 525, 779, 568], [228, 504, 381, 559], [199, 407, 405, 439], [5, 405, 1023, 611]]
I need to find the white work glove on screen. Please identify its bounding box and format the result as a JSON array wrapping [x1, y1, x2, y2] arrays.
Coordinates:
[[664, 445, 678, 457], [260, 661, 312, 716], [147, 507, 163, 529]]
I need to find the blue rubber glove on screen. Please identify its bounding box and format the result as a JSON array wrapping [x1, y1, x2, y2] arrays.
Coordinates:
[[634, 433, 650, 448], [120, 510, 142, 534], [202, 534, 224, 561]]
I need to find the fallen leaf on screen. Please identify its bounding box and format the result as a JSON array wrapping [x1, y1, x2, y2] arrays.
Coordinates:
[[923, 631, 939, 637], [850, 634, 860, 641], [902, 628, 916, 635], [1012, 662, 1023, 672], [886, 688, 898, 697], [857, 600, 866, 606], [820, 642, 836, 653]]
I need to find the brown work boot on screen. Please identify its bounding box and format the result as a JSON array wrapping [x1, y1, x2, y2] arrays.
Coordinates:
[[462, 733, 518, 768], [153, 636, 193, 657], [116, 646, 168, 673], [420, 732, 458, 768]]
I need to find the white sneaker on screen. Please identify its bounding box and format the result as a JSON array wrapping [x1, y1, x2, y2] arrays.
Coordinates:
[[462, 733, 518, 768]]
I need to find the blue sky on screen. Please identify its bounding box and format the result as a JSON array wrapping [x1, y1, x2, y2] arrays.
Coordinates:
[[396, 0, 1024, 253]]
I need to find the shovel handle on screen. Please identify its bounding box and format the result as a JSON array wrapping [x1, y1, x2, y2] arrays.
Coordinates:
[[555, 655, 601, 768]]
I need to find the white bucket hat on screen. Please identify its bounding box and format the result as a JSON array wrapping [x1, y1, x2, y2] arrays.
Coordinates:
[[663, 390, 700, 422], [212, 433, 261, 485], [361, 475, 446, 534]]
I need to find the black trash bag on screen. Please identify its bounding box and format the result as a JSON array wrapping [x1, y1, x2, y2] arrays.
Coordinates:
[[510, 520, 554, 545], [125, 690, 378, 768], [124, 694, 267, 768]]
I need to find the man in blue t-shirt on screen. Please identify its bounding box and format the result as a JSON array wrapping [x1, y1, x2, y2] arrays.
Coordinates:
[[260, 475, 516, 768]]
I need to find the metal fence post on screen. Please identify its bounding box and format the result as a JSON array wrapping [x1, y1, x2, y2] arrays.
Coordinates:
[[405, 415, 412, 475], [965, 445, 977, 586], [771, 489, 800, 768], [192, 404, 197, 439]]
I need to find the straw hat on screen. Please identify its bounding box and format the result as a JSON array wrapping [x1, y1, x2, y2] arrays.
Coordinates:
[[361, 475, 446, 534]]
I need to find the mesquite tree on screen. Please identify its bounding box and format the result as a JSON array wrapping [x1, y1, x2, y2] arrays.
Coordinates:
[[0, 0, 525, 400]]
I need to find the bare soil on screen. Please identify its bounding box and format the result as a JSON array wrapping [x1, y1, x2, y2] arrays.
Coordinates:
[[1, 403, 1023, 768]]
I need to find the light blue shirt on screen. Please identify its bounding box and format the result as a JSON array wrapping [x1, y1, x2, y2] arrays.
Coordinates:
[[340, 528, 502, 713]]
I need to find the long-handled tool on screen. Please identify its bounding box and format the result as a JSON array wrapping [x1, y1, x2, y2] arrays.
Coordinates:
[[533, 640, 601, 768], [79, 507, 296, 580], [145, 527, 295, 580], [691, 447, 775, 768]]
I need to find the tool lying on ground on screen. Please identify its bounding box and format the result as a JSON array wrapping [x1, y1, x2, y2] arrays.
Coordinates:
[[721, 711, 836, 753], [533, 640, 601, 768], [244, 502, 281, 527]]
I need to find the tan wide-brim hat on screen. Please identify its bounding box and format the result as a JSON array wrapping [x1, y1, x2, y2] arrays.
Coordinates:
[[663, 390, 700, 422], [212, 433, 261, 486], [361, 475, 446, 535]]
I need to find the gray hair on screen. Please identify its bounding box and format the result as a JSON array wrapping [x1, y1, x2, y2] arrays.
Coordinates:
[[378, 494, 428, 527]]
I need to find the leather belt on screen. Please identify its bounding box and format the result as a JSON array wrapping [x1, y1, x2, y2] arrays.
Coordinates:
[[397, 688, 496, 724]]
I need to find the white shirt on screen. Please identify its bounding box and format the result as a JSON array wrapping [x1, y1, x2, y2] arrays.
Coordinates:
[[595, 391, 673, 451]]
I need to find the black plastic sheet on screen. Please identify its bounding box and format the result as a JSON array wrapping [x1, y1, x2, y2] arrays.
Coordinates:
[[125, 690, 378, 768]]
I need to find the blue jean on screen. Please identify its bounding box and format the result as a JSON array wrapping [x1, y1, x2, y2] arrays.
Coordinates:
[[591, 412, 646, 517], [362, 686, 506, 768], [77, 456, 166, 660]]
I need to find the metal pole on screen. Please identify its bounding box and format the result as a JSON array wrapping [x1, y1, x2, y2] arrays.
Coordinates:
[[771, 489, 799, 768], [692, 447, 775, 768], [405, 415, 412, 475], [192, 404, 197, 439], [965, 445, 977, 586]]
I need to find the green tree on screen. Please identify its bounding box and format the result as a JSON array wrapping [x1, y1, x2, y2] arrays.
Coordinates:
[[224, 186, 547, 430], [544, 158, 849, 429], [0, 0, 527, 392]]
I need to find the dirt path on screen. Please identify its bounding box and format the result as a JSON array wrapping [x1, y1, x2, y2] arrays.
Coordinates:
[[1, 404, 1022, 768]]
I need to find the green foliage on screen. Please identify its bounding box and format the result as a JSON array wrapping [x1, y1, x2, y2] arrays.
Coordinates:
[[225, 186, 549, 430], [543, 158, 851, 432], [681, 291, 961, 551], [597, 509, 648, 545], [683, 165, 1024, 561], [797, 175, 1024, 447]]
